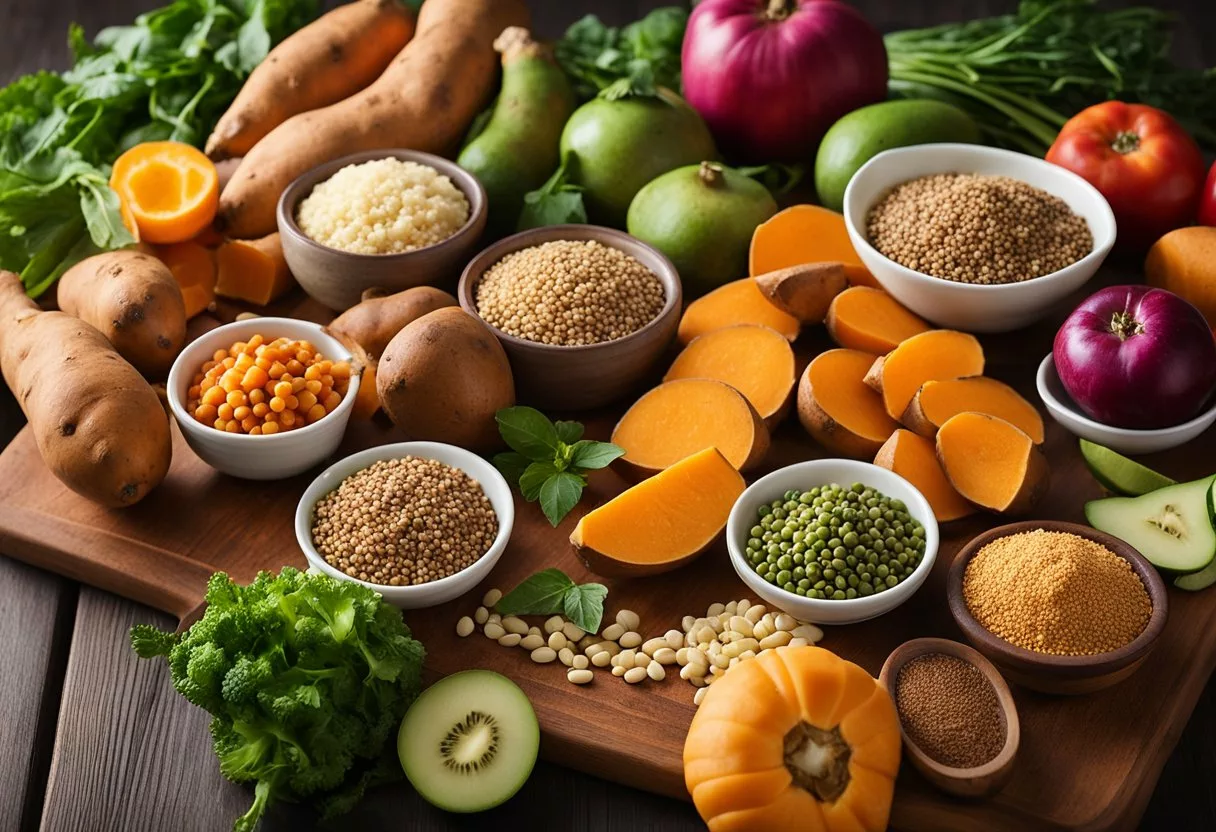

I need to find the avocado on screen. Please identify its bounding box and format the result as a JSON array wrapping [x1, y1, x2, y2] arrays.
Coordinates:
[[814, 100, 981, 212]]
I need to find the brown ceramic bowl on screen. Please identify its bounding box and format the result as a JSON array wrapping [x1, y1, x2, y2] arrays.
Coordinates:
[[947, 520, 1167, 695], [277, 149, 487, 311], [879, 637, 1019, 798], [457, 225, 682, 411]]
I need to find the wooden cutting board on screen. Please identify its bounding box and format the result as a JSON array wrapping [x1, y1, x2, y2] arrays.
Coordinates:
[[1, 277, 1213, 832]]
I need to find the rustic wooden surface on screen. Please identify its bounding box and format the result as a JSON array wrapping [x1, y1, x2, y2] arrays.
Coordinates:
[[2, 1, 1215, 831]]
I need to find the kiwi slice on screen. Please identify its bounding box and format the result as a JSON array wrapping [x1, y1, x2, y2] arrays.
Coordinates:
[[1080, 439, 1176, 496], [398, 669, 539, 812], [1085, 475, 1216, 573]]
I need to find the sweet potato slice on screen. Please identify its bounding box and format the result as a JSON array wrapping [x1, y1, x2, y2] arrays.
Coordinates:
[[152, 241, 216, 319], [664, 325, 796, 428], [864, 329, 984, 420], [902, 376, 1044, 443], [825, 286, 931, 354], [935, 412, 1050, 515], [874, 429, 976, 522], [753, 262, 847, 324], [749, 204, 876, 287], [215, 232, 295, 306], [797, 349, 898, 460], [572, 447, 745, 577], [612, 379, 770, 479], [677, 278, 800, 345]]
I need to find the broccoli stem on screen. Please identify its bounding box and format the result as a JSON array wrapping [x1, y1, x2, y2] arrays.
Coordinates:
[[233, 779, 272, 832]]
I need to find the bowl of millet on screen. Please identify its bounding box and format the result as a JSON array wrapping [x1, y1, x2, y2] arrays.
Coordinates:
[[457, 224, 682, 410], [842, 143, 1116, 333], [294, 441, 514, 609]]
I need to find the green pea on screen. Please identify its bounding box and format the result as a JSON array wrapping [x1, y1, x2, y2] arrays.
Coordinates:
[[832, 590, 847, 600], [777, 555, 793, 571], [776, 570, 792, 585]]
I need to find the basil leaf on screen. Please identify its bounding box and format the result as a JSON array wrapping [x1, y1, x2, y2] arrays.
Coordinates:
[[518, 161, 587, 230], [539, 472, 585, 527], [496, 568, 576, 616], [496, 406, 560, 461], [519, 461, 558, 502], [569, 440, 625, 471], [492, 451, 531, 486], [554, 420, 584, 445], [563, 583, 608, 634]]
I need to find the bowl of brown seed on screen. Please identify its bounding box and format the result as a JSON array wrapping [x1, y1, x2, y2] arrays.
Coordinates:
[[294, 441, 514, 609], [843, 143, 1117, 333], [457, 225, 682, 411]]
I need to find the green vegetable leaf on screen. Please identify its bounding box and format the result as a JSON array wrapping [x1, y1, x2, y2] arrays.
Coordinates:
[[492, 451, 531, 485], [495, 568, 576, 616], [737, 163, 806, 196], [562, 582, 608, 634], [518, 160, 587, 230], [554, 420, 584, 445], [569, 440, 625, 471], [519, 461, 559, 502], [556, 7, 687, 101], [495, 406, 560, 460], [540, 471, 586, 527]]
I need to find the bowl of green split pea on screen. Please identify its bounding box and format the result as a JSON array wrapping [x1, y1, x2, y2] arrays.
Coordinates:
[[725, 459, 940, 625]]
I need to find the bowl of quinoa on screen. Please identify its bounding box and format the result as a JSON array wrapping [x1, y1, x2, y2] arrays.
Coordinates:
[[842, 143, 1116, 333], [457, 224, 682, 410], [278, 149, 487, 311]]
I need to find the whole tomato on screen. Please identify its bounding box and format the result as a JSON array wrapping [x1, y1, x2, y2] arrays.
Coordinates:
[[1046, 102, 1206, 251], [1200, 161, 1216, 227]]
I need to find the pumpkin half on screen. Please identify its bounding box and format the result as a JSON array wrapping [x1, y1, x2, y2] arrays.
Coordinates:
[[684, 646, 900, 832]]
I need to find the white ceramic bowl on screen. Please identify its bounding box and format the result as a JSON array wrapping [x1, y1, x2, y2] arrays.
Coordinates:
[[726, 459, 940, 626], [166, 317, 359, 479], [1037, 354, 1216, 455], [294, 441, 514, 609], [843, 143, 1117, 333]]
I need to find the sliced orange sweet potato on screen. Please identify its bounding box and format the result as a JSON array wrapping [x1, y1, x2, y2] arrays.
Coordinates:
[[825, 286, 931, 354], [664, 324, 796, 428], [749, 204, 876, 287], [678, 278, 800, 345], [874, 429, 976, 522], [215, 232, 295, 306], [572, 447, 745, 576], [752, 262, 847, 324], [797, 349, 897, 460], [612, 378, 770, 479], [152, 241, 216, 319], [935, 412, 1050, 515], [903, 376, 1044, 443], [864, 329, 984, 420]]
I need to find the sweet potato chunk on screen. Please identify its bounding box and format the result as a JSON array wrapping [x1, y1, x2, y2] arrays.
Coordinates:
[[903, 376, 1044, 443], [864, 329, 984, 420], [825, 286, 930, 354], [612, 379, 770, 479], [664, 324, 796, 427], [749, 204, 876, 287], [753, 262, 847, 324], [677, 278, 800, 345], [571, 447, 745, 576], [935, 412, 1050, 515], [874, 429, 976, 522], [797, 349, 898, 460], [215, 232, 295, 306]]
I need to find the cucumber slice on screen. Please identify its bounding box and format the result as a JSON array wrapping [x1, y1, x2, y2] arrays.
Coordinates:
[[1079, 439, 1176, 496], [1084, 475, 1216, 573]]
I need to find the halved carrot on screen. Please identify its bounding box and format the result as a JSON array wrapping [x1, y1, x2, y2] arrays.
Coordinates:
[[110, 142, 219, 244]]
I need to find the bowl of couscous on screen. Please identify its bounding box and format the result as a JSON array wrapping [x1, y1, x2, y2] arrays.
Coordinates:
[[277, 149, 487, 311]]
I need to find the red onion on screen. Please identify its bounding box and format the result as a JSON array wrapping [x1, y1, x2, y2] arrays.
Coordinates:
[[681, 0, 888, 163], [1054, 285, 1216, 429]]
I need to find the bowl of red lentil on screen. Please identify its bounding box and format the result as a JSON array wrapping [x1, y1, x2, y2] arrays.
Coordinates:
[[457, 225, 682, 411], [947, 520, 1168, 695], [843, 143, 1117, 333], [294, 441, 514, 609]]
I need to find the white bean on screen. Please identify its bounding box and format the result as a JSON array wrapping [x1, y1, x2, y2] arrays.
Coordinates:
[[576, 635, 596, 652], [792, 624, 824, 642], [544, 615, 565, 634], [681, 615, 696, 631], [572, 655, 589, 670], [744, 605, 766, 624], [601, 622, 626, 642], [584, 642, 605, 658], [558, 647, 575, 666], [615, 609, 640, 631], [502, 616, 528, 635], [709, 663, 725, 677], [641, 637, 668, 656], [724, 601, 738, 615], [759, 631, 792, 650], [597, 641, 621, 656], [752, 621, 773, 640], [498, 633, 522, 647], [680, 663, 707, 680], [707, 602, 725, 617], [456, 616, 474, 637], [676, 647, 691, 665], [611, 664, 628, 677], [652, 647, 677, 665], [693, 687, 708, 706], [484, 622, 506, 640], [617, 649, 637, 666], [633, 652, 651, 669], [738, 650, 757, 661], [567, 669, 593, 685], [531, 647, 557, 663], [528, 626, 543, 637], [728, 657, 739, 668], [486, 613, 502, 626], [520, 634, 545, 651], [788, 637, 810, 647], [711, 615, 727, 632], [619, 631, 643, 649], [482, 588, 502, 607], [591, 650, 613, 668], [624, 666, 648, 684], [710, 653, 731, 669], [690, 676, 708, 688], [664, 629, 684, 650], [695, 625, 716, 645], [759, 613, 775, 630], [647, 661, 666, 681], [774, 613, 797, 632], [564, 623, 587, 642], [685, 648, 709, 667], [473, 607, 489, 625], [736, 599, 751, 616], [548, 631, 568, 651]]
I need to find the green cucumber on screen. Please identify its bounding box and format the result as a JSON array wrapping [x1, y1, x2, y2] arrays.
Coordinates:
[[1085, 475, 1216, 574], [1079, 439, 1176, 496]]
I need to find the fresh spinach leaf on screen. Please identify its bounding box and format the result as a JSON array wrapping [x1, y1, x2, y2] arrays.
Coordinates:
[[495, 568, 576, 616], [562, 582, 608, 634]]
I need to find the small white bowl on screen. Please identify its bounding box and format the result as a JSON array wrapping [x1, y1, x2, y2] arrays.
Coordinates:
[[726, 459, 940, 626], [843, 144, 1117, 333], [1037, 354, 1216, 455], [166, 317, 359, 479], [294, 441, 514, 609]]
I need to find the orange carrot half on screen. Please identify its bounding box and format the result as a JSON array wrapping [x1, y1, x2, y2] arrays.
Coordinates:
[[110, 142, 219, 244]]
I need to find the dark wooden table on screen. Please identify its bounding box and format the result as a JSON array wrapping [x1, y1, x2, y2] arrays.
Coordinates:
[[3, 1, 1215, 830]]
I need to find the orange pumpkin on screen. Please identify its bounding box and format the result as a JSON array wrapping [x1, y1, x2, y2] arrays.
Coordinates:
[[683, 646, 900, 832]]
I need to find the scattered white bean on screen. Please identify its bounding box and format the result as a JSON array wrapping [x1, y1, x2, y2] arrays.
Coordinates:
[[528, 626, 543, 637], [774, 614, 797, 632], [685, 649, 708, 667], [652, 647, 677, 665], [544, 615, 565, 634], [601, 623, 626, 642], [498, 633, 522, 647], [724, 601, 738, 615], [568, 669, 594, 685], [693, 687, 707, 706], [487, 613, 502, 626], [611, 664, 628, 677], [576, 635, 596, 652], [558, 647, 575, 667], [564, 623, 587, 642], [752, 621, 773, 640], [759, 631, 792, 650], [710, 653, 730, 669], [591, 651, 613, 668], [681, 615, 696, 631], [744, 605, 766, 624], [520, 634, 545, 651], [619, 631, 642, 649], [792, 624, 824, 642], [473, 607, 489, 625], [664, 629, 684, 650], [616, 649, 637, 667], [736, 599, 751, 616], [624, 666, 648, 684], [738, 650, 757, 661], [788, 637, 810, 647], [615, 609, 640, 631], [548, 631, 568, 651], [572, 655, 589, 670], [695, 625, 716, 645], [482, 588, 502, 607], [484, 622, 506, 640], [633, 652, 650, 669], [709, 664, 725, 677], [647, 661, 665, 681], [641, 637, 668, 656], [456, 617, 474, 637], [502, 616, 528, 635], [707, 602, 725, 617], [530, 647, 557, 664], [676, 647, 691, 666], [728, 657, 739, 669], [598, 641, 621, 656], [680, 663, 707, 680]]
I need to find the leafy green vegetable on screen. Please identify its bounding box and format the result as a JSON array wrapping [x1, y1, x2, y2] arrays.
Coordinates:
[[517, 158, 587, 231], [130, 567, 424, 832], [886, 0, 1216, 154], [554, 7, 688, 101], [492, 407, 625, 526], [0, 0, 317, 295], [495, 567, 609, 634]]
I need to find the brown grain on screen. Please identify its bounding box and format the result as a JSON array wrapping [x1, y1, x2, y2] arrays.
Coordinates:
[[896, 653, 1005, 769]]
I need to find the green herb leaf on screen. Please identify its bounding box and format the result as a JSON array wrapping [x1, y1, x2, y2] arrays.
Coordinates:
[[492, 451, 531, 485], [569, 440, 625, 471], [495, 406, 560, 460], [736, 163, 806, 196], [562, 582, 608, 634], [554, 420, 584, 444], [519, 461, 559, 502], [556, 7, 687, 101], [539, 472, 586, 527], [518, 160, 587, 230], [495, 568, 576, 616]]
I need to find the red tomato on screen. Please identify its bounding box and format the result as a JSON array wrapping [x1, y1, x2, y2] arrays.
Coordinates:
[[1200, 161, 1216, 227], [1046, 102, 1206, 251]]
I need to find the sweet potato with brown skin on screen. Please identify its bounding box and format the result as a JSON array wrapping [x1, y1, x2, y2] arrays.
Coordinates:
[[217, 0, 530, 238], [57, 250, 187, 377], [0, 271, 171, 507], [206, 0, 417, 161], [325, 286, 457, 363], [753, 262, 847, 324]]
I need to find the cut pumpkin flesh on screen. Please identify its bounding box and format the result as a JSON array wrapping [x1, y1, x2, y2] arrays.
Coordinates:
[[874, 429, 975, 522], [865, 329, 984, 420], [678, 278, 800, 345], [936, 412, 1050, 515], [903, 376, 1044, 443], [749, 204, 876, 287], [572, 447, 745, 576], [664, 324, 796, 427], [798, 349, 897, 460], [613, 379, 770, 478], [825, 286, 930, 354]]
